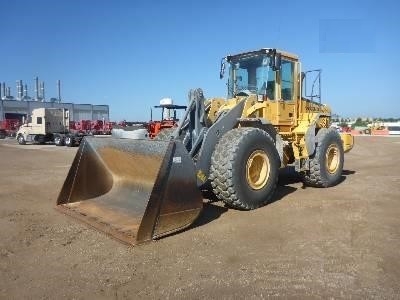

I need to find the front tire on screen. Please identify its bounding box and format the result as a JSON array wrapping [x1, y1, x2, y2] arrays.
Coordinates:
[[301, 128, 344, 187], [17, 134, 26, 145], [209, 128, 280, 210]]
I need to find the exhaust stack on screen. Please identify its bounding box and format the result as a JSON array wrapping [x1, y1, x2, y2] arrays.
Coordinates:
[[23, 84, 28, 99], [16, 80, 23, 100], [1, 82, 6, 100], [35, 76, 39, 101], [57, 80, 61, 102], [15, 81, 19, 100], [40, 81, 45, 101]]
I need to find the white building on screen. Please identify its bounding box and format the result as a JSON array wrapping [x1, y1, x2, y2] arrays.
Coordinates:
[[384, 122, 400, 135]]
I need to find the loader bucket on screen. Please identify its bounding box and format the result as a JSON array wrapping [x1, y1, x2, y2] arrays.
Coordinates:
[[56, 137, 203, 245]]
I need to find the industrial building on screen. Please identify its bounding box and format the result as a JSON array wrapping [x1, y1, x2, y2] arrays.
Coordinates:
[[0, 77, 109, 122], [0, 100, 109, 122]]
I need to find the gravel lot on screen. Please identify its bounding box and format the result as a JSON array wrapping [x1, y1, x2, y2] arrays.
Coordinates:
[[0, 136, 399, 299]]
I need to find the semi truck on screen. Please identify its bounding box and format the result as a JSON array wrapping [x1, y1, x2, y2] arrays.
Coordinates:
[[16, 108, 87, 147]]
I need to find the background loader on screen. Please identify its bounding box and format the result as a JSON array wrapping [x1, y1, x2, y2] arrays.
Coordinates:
[[111, 98, 187, 140], [148, 98, 187, 139], [57, 48, 354, 245]]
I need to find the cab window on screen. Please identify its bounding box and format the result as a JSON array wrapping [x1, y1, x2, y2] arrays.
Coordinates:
[[281, 60, 294, 100], [265, 67, 275, 100]]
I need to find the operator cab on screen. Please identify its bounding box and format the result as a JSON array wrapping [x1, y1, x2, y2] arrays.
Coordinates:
[[221, 48, 298, 101]]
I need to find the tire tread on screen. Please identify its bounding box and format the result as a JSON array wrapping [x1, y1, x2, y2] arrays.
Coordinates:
[[210, 128, 278, 210], [302, 128, 344, 187]]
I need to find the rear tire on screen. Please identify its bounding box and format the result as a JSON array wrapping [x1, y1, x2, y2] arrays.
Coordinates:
[[38, 136, 46, 144], [32, 135, 39, 144], [17, 134, 26, 145], [64, 135, 74, 147], [301, 128, 344, 187], [209, 128, 280, 210], [54, 135, 65, 146]]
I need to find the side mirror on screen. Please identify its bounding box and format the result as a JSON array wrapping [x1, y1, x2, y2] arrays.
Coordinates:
[[219, 59, 226, 79]]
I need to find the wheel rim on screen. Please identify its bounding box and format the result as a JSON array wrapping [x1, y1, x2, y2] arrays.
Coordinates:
[[326, 144, 340, 174], [246, 150, 270, 190]]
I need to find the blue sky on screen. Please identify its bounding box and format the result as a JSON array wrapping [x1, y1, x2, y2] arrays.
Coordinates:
[[1, 0, 399, 121]]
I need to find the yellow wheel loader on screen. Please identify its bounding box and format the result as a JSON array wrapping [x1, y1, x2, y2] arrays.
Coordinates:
[[56, 48, 354, 245]]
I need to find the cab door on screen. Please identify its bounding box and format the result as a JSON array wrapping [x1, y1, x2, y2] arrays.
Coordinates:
[[275, 59, 297, 127]]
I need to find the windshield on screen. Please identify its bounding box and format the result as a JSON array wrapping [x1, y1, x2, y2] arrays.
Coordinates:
[[227, 54, 275, 99]]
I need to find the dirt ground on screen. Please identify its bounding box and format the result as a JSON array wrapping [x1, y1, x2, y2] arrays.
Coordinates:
[[0, 136, 399, 299]]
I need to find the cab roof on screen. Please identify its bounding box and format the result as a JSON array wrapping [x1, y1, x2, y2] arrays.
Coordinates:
[[226, 48, 299, 62]]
